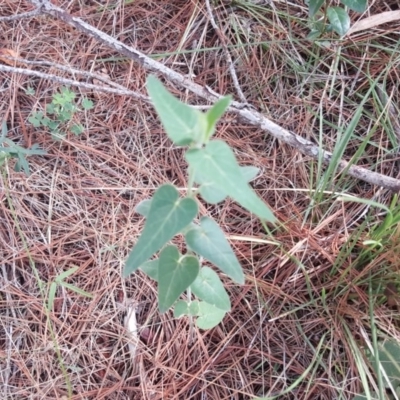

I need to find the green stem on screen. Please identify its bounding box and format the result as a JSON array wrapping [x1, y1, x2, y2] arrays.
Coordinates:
[[187, 164, 196, 198], [186, 286, 194, 344]]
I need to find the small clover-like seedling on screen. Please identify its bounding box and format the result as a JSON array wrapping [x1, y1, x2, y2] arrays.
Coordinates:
[[47, 266, 93, 312], [28, 86, 94, 140], [124, 75, 276, 329]]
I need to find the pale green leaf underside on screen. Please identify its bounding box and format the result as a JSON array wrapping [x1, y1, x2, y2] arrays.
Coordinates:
[[196, 302, 226, 329], [241, 166, 260, 182], [124, 184, 198, 276], [190, 267, 231, 311], [174, 300, 188, 318], [135, 199, 152, 217], [158, 245, 200, 313], [174, 300, 199, 318], [186, 140, 276, 222], [185, 217, 244, 284], [196, 165, 260, 205], [146, 75, 203, 145], [371, 340, 400, 387], [198, 180, 227, 204]]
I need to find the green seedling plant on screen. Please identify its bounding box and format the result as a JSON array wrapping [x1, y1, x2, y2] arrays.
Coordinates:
[[0, 121, 46, 175], [47, 266, 93, 312], [306, 0, 367, 39], [28, 86, 94, 140], [124, 75, 276, 329], [333, 194, 400, 399]]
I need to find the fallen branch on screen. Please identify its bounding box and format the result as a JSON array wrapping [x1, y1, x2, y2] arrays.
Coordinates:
[[9, 1, 400, 191], [0, 63, 148, 100], [205, 0, 248, 104]]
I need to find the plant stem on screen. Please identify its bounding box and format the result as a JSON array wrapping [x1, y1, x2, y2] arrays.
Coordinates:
[[187, 165, 196, 198], [187, 286, 194, 344]]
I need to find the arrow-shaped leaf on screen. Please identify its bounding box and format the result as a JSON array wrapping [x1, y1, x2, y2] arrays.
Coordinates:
[[146, 75, 205, 146], [185, 216, 244, 284], [135, 199, 152, 217], [186, 140, 276, 222], [124, 184, 198, 276], [308, 0, 325, 16], [196, 165, 260, 204]]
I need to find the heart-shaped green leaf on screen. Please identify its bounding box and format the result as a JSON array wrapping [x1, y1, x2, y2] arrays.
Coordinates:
[[197, 178, 227, 204], [146, 75, 204, 146], [327, 7, 350, 36], [140, 259, 159, 281], [186, 140, 276, 222], [196, 165, 260, 204], [190, 267, 231, 311], [124, 185, 198, 276], [196, 302, 226, 329], [158, 246, 200, 312], [185, 217, 244, 284]]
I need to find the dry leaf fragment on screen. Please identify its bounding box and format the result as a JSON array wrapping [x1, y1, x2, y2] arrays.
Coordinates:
[[92, 68, 112, 99], [384, 282, 400, 308], [0, 49, 22, 66], [125, 303, 139, 361], [347, 10, 400, 36]]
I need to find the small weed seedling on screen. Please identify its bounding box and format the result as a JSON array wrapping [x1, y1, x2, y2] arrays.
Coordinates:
[[28, 87, 94, 140], [124, 76, 276, 329], [0, 121, 46, 175], [47, 266, 93, 312], [306, 0, 367, 39]]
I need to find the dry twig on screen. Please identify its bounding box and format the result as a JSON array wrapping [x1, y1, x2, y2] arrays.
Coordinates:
[[205, 0, 248, 103], [0, 64, 148, 100], [4, 0, 400, 192]]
